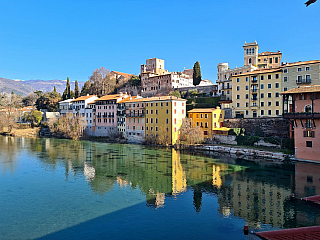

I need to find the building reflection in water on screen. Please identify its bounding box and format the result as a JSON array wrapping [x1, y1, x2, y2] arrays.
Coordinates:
[[4, 136, 320, 229]]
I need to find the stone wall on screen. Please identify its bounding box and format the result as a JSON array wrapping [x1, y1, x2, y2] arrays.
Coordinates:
[[206, 135, 237, 145], [223, 117, 290, 137], [175, 85, 218, 96]]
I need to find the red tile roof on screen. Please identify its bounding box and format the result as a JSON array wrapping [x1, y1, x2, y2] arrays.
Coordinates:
[[234, 68, 281, 77], [72, 95, 97, 102], [281, 60, 320, 67], [281, 85, 320, 95]]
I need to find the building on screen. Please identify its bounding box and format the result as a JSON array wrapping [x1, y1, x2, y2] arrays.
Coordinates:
[[58, 99, 73, 116], [187, 107, 224, 138], [145, 96, 187, 145], [281, 60, 320, 92], [258, 51, 282, 69], [282, 85, 320, 161], [231, 68, 282, 118], [94, 93, 129, 137], [124, 98, 146, 143], [71, 95, 99, 118], [140, 58, 194, 97]]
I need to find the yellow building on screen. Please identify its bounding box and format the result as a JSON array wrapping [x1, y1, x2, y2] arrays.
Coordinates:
[[231, 68, 282, 118], [145, 96, 187, 145], [187, 107, 224, 138]]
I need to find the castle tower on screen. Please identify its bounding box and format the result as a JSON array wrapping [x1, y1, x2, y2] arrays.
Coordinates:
[[243, 41, 259, 66]]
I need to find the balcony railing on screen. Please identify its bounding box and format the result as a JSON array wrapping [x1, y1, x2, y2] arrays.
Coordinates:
[[251, 79, 258, 84], [296, 79, 311, 84], [252, 88, 258, 93], [127, 113, 145, 117], [283, 112, 320, 119]]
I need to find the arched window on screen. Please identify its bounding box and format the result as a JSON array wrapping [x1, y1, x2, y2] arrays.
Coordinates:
[[305, 105, 312, 113], [249, 58, 252, 64]]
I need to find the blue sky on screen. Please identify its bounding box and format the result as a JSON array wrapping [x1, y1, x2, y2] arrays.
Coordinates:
[[0, 0, 319, 83]]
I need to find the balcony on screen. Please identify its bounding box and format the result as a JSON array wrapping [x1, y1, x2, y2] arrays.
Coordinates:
[[252, 88, 258, 93], [221, 86, 232, 90], [296, 78, 311, 84], [108, 114, 115, 118], [283, 112, 320, 119], [127, 113, 145, 117]]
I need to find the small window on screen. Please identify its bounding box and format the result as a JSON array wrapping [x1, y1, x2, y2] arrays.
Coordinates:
[[298, 67, 302, 72], [268, 110, 272, 115], [284, 77, 288, 82], [268, 93, 272, 98], [261, 75, 264, 80], [283, 69, 288, 73], [261, 84, 264, 89], [237, 86, 240, 91], [306, 66, 310, 71], [268, 75, 272, 80], [237, 95, 240, 99], [261, 110, 264, 115], [268, 84, 272, 89], [275, 83, 279, 88], [246, 85, 249, 90], [261, 93, 264, 99], [237, 78, 240, 82], [275, 74, 279, 79], [306, 141, 312, 148]]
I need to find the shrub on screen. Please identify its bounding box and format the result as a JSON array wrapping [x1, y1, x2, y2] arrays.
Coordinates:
[[236, 135, 260, 146]]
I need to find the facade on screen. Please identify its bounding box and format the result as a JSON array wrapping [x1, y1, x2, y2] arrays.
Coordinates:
[[282, 85, 320, 161], [84, 101, 95, 135], [71, 95, 98, 118], [125, 98, 146, 143], [187, 107, 224, 138], [258, 51, 282, 69], [94, 93, 129, 137], [281, 60, 320, 92], [58, 99, 73, 116], [231, 68, 282, 118], [145, 96, 187, 145], [243, 41, 259, 66]]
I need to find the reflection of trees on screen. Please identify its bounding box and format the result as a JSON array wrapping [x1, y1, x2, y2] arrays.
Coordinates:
[[0, 136, 21, 173]]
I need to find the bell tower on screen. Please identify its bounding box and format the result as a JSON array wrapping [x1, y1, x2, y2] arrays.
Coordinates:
[[243, 40, 259, 66]]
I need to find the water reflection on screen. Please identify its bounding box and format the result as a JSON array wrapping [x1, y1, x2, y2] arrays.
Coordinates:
[[2, 136, 320, 231]]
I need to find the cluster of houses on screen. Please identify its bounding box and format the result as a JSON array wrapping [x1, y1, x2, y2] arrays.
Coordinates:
[[58, 41, 320, 161], [58, 93, 224, 144]]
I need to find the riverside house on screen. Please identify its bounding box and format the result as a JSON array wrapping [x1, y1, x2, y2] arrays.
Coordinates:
[[282, 85, 320, 161]]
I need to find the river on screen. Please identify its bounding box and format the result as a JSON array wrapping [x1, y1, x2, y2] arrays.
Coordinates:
[[1, 136, 320, 239]]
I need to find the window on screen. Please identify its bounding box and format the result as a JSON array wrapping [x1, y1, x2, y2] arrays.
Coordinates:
[[298, 67, 302, 72], [166, 118, 169, 124], [268, 102, 272, 106], [284, 77, 288, 82], [155, 118, 158, 124], [246, 102, 249, 107], [201, 114, 203, 118], [275, 83, 279, 88], [174, 118, 176, 124], [306, 66, 310, 71], [276, 101, 279, 106], [205, 122, 208, 128], [174, 102, 176, 107], [214, 114, 217, 118], [306, 141, 312, 148], [246, 77, 249, 82], [237, 103, 240, 107], [200, 122, 203, 127], [268, 84, 272, 89], [166, 102, 169, 106], [268, 93, 272, 98], [174, 109, 176, 114], [246, 85, 249, 90], [196, 122, 199, 126], [237, 78, 240, 82], [268, 110, 272, 115], [261, 84, 264, 89], [304, 131, 315, 138], [268, 75, 272, 80], [151, 103, 153, 107], [275, 57, 278, 63], [196, 114, 199, 118], [156, 103, 158, 107], [246, 94, 248, 99], [284, 87, 288, 91], [237, 95, 240, 99], [146, 109, 149, 114], [261, 110, 264, 115], [205, 114, 208, 118], [276, 110, 279, 115], [150, 118, 153, 124], [269, 58, 272, 64], [166, 109, 169, 114], [161, 102, 163, 108], [283, 69, 288, 73], [155, 126, 158, 132], [146, 118, 148, 123], [261, 93, 264, 98], [261, 75, 264, 80], [155, 109, 158, 115]]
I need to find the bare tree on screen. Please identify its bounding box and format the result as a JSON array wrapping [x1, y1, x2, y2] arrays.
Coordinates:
[[180, 118, 204, 144], [88, 67, 116, 96], [0, 92, 23, 132]]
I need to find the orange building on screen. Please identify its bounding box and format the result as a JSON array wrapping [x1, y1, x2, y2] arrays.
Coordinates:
[[188, 107, 224, 138], [282, 85, 320, 161]]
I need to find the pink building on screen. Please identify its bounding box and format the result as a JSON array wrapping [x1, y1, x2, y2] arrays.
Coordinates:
[[282, 85, 320, 161], [94, 93, 129, 137]]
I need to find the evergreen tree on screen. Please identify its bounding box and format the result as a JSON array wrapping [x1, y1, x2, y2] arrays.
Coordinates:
[[193, 61, 202, 86], [74, 80, 80, 98], [62, 77, 71, 100], [80, 81, 91, 96], [53, 86, 57, 93]]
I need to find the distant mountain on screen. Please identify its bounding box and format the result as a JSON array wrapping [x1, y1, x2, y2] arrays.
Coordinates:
[[25, 80, 85, 94], [0, 78, 85, 96], [0, 77, 34, 96]]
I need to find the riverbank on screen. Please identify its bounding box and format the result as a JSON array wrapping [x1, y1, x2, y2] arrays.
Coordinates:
[[0, 127, 40, 138]]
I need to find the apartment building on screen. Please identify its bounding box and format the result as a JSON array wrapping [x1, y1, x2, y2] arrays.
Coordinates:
[[145, 96, 187, 145], [58, 99, 73, 116], [71, 95, 98, 117], [282, 85, 320, 161], [258, 51, 282, 69], [94, 93, 129, 137], [231, 68, 282, 118], [187, 107, 224, 138], [125, 98, 146, 143], [281, 60, 320, 92]]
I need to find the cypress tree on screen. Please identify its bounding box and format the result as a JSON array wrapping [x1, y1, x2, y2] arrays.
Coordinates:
[[53, 86, 57, 93], [62, 77, 71, 100], [193, 61, 202, 86], [74, 80, 79, 98]]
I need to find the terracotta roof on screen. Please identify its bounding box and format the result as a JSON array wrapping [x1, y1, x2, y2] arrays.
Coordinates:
[[111, 71, 133, 78], [281, 60, 320, 68], [72, 95, 97, 102], [124, 96, 187, 103], [281, 85, 320, 95], [188, 108, 220, 113], [258, 51, 281, 56], [118, 96, 140, 103], [234, 68, 281, 77], [95, 94, 124, 101]]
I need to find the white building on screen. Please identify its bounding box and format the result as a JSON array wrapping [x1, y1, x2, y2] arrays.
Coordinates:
[[58, 99, 73, 116]]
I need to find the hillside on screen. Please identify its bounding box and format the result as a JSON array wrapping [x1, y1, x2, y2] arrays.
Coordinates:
[[0, 78, 34, 96], [0, 78, 84, 96]]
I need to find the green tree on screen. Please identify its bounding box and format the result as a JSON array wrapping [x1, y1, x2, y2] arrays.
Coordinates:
[[74, 80, 80, 98], [193, 61, 202, 86], [62, 77, 71, 100], [168, 90, 181, 98], [23, 110, 42, 127], [35, 89, 61, 112], [130, 75, 141, 86], [80, 81, 91, 96]]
